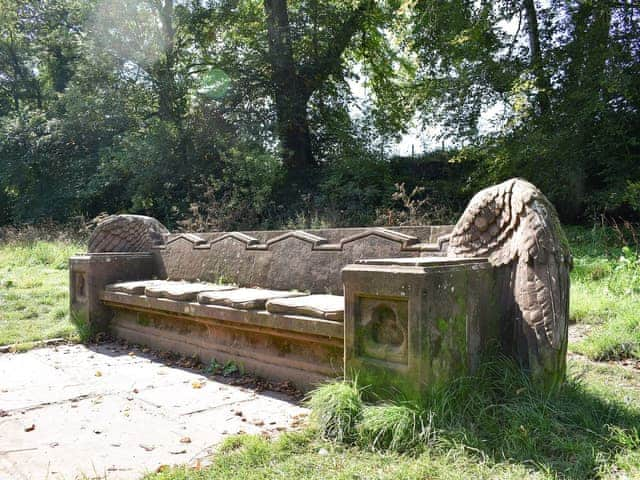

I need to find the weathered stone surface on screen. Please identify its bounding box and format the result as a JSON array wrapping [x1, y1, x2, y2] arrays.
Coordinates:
[[266, 294, 344, 321], [448, 178, 571, 391], [343, 258, 506, 401], [70, 253, 156, 334], [88, 215, 169, 253], [73, 218, 454, 389], [154, 226, 452, 295], [100, 291, 344, 339], [197, 288, 308, 310], [144, 281, 236, 301], [105, 279, 168, 295]]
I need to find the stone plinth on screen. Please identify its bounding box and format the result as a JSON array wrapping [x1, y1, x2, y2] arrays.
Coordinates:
[[69, 253, 156, 334], [343, 257, 507, 401]]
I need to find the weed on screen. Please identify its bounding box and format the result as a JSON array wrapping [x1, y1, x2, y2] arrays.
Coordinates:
[[205, 358, 242, 377]]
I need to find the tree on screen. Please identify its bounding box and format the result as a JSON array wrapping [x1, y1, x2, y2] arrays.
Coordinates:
[[409, 0, 640, 220], [263, 0, 374, 191], [187, 0, 409, 200]]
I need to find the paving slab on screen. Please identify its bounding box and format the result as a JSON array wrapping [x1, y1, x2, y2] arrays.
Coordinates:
[[0, 343, 308, 480]]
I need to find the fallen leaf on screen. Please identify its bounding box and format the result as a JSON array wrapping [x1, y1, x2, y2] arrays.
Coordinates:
[[95, 371, 102, 377], [156, 465, 169, 473], [191, 381, 204, 389], [180, 436, 191, 444], [24, 424, 35, 432]]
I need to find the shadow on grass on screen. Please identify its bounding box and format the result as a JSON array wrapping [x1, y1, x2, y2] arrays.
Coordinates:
[[433, 372, 639, 478], [314, 358, 640, 479]]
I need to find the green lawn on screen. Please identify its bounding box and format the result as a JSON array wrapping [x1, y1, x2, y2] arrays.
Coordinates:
[[0, 240, 83, 346]]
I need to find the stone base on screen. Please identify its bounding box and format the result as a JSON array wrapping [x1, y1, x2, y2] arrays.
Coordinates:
[[101, 292, 344, 390], [343, 257, 507, 401]]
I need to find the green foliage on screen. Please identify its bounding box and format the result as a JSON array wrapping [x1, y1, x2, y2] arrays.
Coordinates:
[[318, 155, 394, 226], [0, 0, 638, 227], [204, 358, 242, 377], [410, 1, 640, 222]]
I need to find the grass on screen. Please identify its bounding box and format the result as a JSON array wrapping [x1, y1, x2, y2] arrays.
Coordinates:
[[146, 357, 640, 480], [567, 226, 640, 360], [0, 239, 84, 346], [306, 379, 363, 443]]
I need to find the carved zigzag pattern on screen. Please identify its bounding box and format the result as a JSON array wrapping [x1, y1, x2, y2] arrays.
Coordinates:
[[155, 228, 446, 252]]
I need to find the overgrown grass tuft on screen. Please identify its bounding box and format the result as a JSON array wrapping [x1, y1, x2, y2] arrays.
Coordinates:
[[305, 380, 363, 443], [306, 357, 640, 476], [357, 403, 433, 453]]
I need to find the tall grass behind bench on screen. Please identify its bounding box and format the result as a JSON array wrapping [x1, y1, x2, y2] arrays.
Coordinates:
[[567, 225, 640, 361]]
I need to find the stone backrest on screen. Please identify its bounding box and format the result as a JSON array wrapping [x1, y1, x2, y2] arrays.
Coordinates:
[[151, 226, 453, 294]]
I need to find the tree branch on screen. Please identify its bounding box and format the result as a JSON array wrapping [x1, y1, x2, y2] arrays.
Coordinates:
[[301, 0, 373, 95]]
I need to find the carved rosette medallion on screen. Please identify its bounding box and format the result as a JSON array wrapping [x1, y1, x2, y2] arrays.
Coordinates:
[[356, 297, 409, 366]]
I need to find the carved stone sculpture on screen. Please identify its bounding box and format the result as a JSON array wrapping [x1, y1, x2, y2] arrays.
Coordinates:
[[449, 178, 571, 391], [88, 215, 169, 253]]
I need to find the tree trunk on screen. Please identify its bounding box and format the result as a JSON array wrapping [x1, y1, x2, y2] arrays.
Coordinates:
[[522, 0, 551, 114], [155, 0, 181, 125], [264, 0, 315, 192]]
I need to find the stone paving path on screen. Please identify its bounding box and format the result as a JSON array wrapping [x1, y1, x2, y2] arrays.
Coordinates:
[[0, 343, 308, 480]]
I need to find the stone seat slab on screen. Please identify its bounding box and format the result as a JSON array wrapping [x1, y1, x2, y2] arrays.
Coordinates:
[[105, 279, 169, 295], [266, 294, 344, 321], [144, 281, 236, 301], [99, 290, 344, 339], [197, 288, 308, 310]]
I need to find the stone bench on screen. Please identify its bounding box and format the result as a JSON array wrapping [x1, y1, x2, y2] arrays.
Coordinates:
[[70, 179, 571, 395], [70, 221, 452, 388]]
